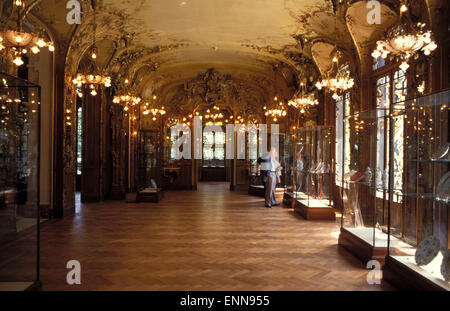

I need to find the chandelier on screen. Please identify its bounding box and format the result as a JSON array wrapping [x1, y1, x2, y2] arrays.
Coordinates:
[[0, 0, 55, 66], [288, 81, 319, 114], [264, 98, 287, 122], [315, 52, 354, 100], [72, 4, 110, 96], [371, 2, 437, 71], [142, 101, 166, 121], [113, 94, 142, 107]]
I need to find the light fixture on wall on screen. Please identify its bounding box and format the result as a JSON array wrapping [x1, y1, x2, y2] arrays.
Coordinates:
[[71, 3, 110, 96], [371, 1, 437, 71], [0, 0, 55, 66], [315, 51, 354, 100]]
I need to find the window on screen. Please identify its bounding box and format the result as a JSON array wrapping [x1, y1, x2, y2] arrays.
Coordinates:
[[373, 56, 386, 71], [203, 130, 225, 165], [374, 70, 407, 202]]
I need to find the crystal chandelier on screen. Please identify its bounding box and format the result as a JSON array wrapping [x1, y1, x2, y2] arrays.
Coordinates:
[[264, 98, 287, 122], [0, 0, 55, 66], [288, 81, 319, 114], [371, 2, 437, 71], [315, 52, 354, 100], [72, 4, 110, 96], [142, 106, 166, 121]]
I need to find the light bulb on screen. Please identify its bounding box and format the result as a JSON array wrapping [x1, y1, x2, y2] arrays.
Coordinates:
[[36, 39, 46, 48], [15, 35, 23, 43], [371, 50, 381, 59], [48, 44, 55, 52], [400, 4, 408, 13], [13, 57, 24, 66], [31, 46, 40, 54], [91, 52, 97, 59], [90, 89, 97, 96], [399, 61, 410, 71]]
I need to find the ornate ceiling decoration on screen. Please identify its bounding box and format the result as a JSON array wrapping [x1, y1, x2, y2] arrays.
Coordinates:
[[5, 0, 439, 109], [157, 68, 272, 122]]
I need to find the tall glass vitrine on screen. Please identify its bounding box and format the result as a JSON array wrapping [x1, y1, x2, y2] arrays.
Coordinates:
[[338, 108, 411, 264], [0, 73, 41, 290], [293, 126, 335, 220], [384, 90, 449, 291]]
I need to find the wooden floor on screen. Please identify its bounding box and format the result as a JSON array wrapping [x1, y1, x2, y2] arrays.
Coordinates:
[[7, 182, 393, 290]]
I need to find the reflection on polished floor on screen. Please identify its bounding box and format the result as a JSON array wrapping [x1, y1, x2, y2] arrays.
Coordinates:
[[36, 182, 391, 290]]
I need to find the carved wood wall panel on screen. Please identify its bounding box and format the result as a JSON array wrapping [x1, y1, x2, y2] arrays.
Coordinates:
[[81, 91, 101, 202]]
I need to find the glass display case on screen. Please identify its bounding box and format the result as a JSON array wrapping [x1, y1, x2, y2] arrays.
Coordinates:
[[294, 126, 335, 220], [138, 129, 161, 189], [0, 73, 41, 290], [384, 90, 450, 290], [338, 109, 411, 264], [282, 130, 295, 206]]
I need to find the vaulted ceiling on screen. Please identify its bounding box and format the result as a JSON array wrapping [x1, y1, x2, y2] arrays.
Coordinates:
[[1, 0, 442, 105]]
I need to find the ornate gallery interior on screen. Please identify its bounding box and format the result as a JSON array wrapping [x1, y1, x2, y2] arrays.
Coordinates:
[[0, 0, 449, 291]]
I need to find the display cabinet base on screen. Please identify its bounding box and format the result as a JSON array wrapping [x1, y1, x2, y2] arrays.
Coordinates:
[[283, 192, 294, 207], [137, 188, 164, 203], [383, 255, 450, 291], [294, 200, 335, 220], [0, 281, 41, 291], [338, 227, 387, 265], [248, 185, 284, 200]]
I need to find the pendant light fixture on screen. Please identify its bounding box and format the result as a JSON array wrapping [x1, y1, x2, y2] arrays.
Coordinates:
[[72, 1, 111, 96], [0, 0, 55, 66], [371, 1, 437, 71]]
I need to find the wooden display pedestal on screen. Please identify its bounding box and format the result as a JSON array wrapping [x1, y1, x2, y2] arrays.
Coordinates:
[[248, 185, 284, 200], [338, 227, 387, 265], [137, 188, 164, 203], [383, 255, 450, 291], [294, 199, 335, 220]]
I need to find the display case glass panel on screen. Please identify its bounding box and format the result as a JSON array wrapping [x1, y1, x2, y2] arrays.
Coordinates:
[[340, 109, 410, 251], [0, 73, 41, 290], [282, 130, 295, 205], [138, 129, 161, 189], [387, 90, 449, 289], [294, 126, 334, 208]]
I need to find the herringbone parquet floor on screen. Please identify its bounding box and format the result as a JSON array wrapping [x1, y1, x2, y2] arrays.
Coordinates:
[[17, 182, 394, 290]]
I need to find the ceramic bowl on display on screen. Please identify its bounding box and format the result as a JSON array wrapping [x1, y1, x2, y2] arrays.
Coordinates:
[[415, 235, 440, 266], [431, 143, 450, 161]]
